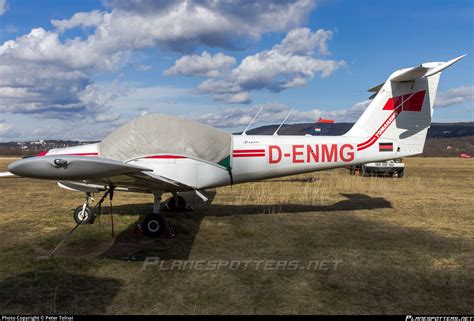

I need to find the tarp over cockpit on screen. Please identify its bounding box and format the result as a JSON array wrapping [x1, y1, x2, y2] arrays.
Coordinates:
[[99, 114, 232, 167]]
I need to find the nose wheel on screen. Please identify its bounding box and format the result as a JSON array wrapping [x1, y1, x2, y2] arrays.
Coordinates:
[[73, 205, 95, 224]]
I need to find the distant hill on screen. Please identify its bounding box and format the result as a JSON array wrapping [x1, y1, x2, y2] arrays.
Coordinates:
[[244, 122, 474, 138], [0, 140, 98, 157]]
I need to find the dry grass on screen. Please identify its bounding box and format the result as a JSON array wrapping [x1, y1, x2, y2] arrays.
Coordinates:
[[0, 157, 472, 314]]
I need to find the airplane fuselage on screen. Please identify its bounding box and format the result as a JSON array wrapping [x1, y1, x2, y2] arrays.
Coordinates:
[[43, 132, 403, 193]]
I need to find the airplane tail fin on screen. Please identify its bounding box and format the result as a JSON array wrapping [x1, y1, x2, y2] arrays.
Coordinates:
[[344, 55, 466, 157]]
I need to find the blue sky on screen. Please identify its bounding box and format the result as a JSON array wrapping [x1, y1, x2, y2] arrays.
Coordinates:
[[0, 0, 472, 141]]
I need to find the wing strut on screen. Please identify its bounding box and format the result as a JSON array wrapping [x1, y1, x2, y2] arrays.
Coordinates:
[[273, 108, 294, 136], [242, 106, 263, 136]]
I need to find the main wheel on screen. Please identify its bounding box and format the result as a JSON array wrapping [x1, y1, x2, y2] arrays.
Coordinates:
[[73, 206, 95, 224], [141, 213, 166, 237]]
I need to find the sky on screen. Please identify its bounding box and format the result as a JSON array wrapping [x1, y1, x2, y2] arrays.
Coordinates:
[[0, 0, 473, 142]]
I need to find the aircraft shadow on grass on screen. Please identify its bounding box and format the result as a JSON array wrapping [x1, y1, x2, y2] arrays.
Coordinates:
[[102, 193, 392, 261]]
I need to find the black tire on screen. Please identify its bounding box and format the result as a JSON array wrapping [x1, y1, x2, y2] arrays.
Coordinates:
[[141, 213, 166, 237], [73, 206, 95, 224], [398, 170, 404, 178], [167, 195, 187, 211]]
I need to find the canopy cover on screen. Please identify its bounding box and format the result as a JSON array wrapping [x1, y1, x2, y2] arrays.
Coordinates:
[[99, 114, 232, 166]]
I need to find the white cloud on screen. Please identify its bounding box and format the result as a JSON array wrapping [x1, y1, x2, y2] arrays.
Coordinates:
[[0, 28, 127, 120], [274, 28, 334, 56], [49, 0, 315, 53], [51, 10, 105, 33], [0, 58, 127, 119], [164, 51, 236, 78], [215, 92, 252, 104], [0, 0, 315, 121], [231, 28, 344, 91], [177, 28, 345, 104], [435, 85, 474, 108], [94, 113, 120, 122], [0, 0, 8, 16], [136, 64, 152, 71], [103, 0, 316, 48], [0, 122, 13, 135]]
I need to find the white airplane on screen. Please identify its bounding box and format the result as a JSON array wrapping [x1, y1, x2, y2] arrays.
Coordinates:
[[1, 55, 465, 237]]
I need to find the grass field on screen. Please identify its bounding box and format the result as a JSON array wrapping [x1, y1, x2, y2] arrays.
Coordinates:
[[0, 157, 472, 314]]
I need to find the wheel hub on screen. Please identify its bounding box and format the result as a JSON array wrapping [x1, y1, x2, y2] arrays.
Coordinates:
[[147, 220, 160, 232], [78, 210, 88, 221]]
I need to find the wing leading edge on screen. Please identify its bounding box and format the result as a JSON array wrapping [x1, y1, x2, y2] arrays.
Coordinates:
[[7, 155, 194, 193]]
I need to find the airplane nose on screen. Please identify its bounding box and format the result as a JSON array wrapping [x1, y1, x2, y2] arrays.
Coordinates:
[[7, 156, 60, 178], [7, 159, 28, 177]]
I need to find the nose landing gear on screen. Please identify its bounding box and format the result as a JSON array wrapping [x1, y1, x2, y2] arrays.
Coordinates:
[[73, 193, 96, 225]]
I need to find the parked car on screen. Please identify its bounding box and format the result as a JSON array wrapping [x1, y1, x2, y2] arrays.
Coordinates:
[[349, 159, 405, 178]]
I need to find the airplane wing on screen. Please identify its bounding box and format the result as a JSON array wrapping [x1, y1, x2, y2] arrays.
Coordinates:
[[0, 172, 16, 177], [67, 170, 193, 193], [7, 155, 193, 193]]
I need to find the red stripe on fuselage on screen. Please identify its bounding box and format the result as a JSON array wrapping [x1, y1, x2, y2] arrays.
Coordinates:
[[64, 152, 98, 156], [144, 155, 187, 159], [233, 153, 265, 157], [233, 149, 265, 153], [36, 151, 48, 156]]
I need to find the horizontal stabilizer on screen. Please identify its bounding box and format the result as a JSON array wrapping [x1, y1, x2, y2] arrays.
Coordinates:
[[368, 55, 466, 95], [368, 82, 384, 93], [390, 54, 466, 82], [390, 65, 429, 82], [424, 54, 467, 77]]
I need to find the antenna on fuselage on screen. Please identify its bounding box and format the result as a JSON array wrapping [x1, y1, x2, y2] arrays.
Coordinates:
[[273, 108, 294, 136], [241, 106, 263, 136]]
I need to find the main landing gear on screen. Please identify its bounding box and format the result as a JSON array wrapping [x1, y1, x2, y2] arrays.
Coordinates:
[[163, 193, 192, 212], [141, 193, 167, 237], [140, 192, 189, 237]]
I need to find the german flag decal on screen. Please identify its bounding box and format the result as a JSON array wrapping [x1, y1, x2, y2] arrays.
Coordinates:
[[379, 142, 393, 152]]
